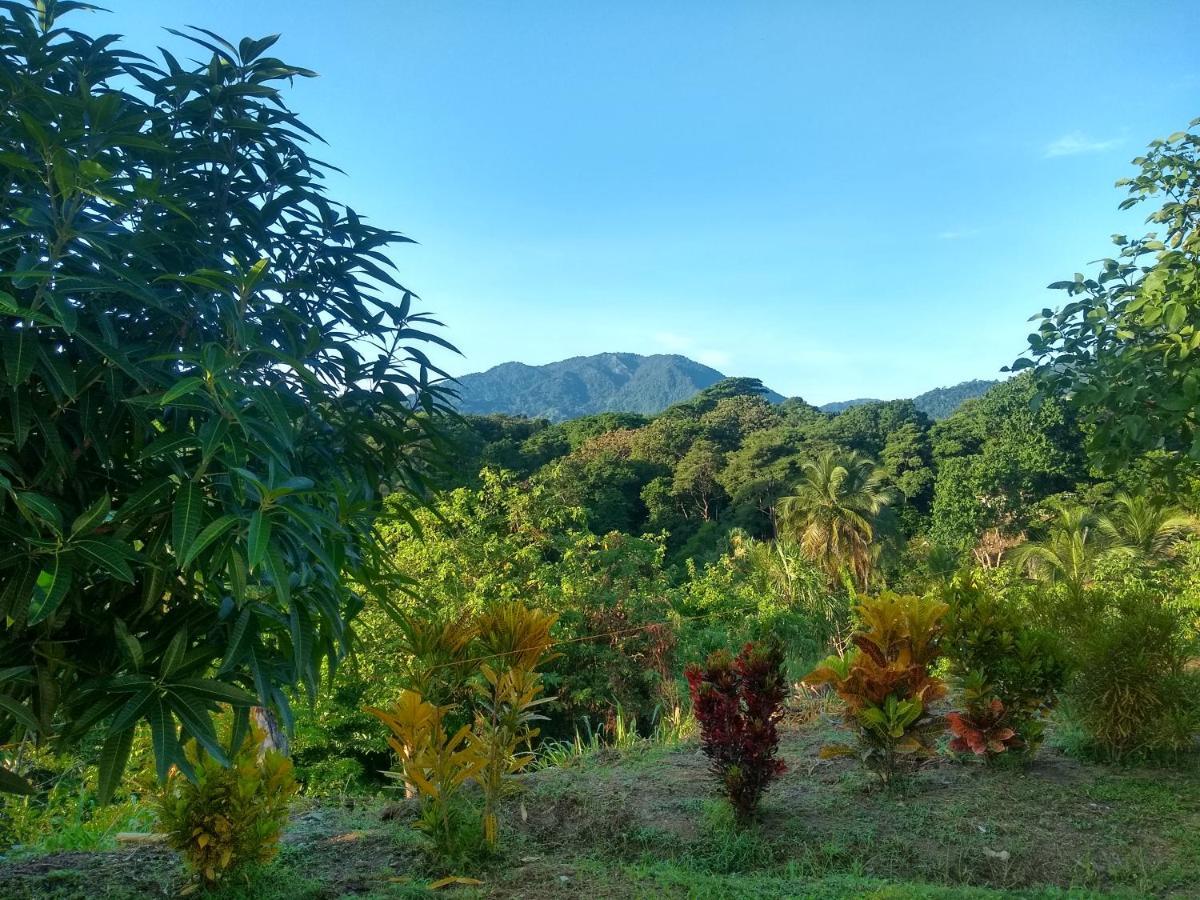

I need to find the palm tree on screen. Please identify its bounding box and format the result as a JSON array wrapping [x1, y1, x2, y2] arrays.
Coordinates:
[[1097, 492, 1199, 562], [776, 449, 895, 590], [1007, 502, 1109, 600]]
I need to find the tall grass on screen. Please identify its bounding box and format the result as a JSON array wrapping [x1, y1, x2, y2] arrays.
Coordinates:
[[536, 703, 695, 770]]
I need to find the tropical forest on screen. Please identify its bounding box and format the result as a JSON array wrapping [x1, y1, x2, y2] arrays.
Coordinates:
[[1, 2, 1200, 898]]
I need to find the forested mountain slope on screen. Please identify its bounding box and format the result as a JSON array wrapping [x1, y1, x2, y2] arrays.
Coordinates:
[[819, 379, 998, 420], [456, 352, 993, 422], [453, 353, 757, 420]]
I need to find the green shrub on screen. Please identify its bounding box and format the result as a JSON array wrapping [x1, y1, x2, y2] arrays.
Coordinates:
[[0, 745, 151, 854], [154, 731, 298, 888], [1066, 589, 1200, 762], [940, 572, 1069, 757], [673, 534, 838, 682]]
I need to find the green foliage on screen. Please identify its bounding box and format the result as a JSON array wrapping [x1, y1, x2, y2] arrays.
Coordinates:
[[777, 449, 896, 590], [805, 593, 948, 785], [1099, 492, 1200, 559], [374, 473, 677, 733], [672, 532, 841, 675], [940, 572, 1069, 756], [154, 731, 298, 888], [433, 367, 1086, 580], [880, 422, 935, 512], [1016, 117, 1200, 471], [0, 3, 452, 791], [1008, 503, 1108, 601], [0, 743, 151, 854], [929, 375, 1087, 555], [540, 440, 661, 535], [1064, 586, 1200, 762], [817, 400, 928, 461], [454, 353, 753, 421], [1009, 493, 1200, 604]]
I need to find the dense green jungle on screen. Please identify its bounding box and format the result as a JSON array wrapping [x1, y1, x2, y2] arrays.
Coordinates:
[[2, 2, 1200, 898]]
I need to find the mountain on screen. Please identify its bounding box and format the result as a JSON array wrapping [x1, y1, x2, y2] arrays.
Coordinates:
[[454, 353, 784, 421], [818, 379, 999, 420], [819, 397, 881, 414], [454, 352, 993, 423], [911, 379, 999, 420]]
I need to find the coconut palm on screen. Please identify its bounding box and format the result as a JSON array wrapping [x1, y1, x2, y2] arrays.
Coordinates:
[[776, 449, 896, 590], [1007, 502, 1109, 600], [1097, 492, 1200, 562]]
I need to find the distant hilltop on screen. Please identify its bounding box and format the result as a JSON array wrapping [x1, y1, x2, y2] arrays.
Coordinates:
[[819, 379, 999, 421], [452, 352, 996, 422]]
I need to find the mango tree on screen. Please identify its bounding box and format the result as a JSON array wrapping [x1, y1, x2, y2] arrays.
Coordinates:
[[0, 1, 454, 794]]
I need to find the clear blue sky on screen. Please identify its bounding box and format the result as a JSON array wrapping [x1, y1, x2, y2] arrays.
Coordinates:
[[97, 2, 1197, 404]]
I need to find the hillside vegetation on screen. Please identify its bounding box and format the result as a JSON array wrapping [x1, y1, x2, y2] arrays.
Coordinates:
[[456, 352, 993, 423], [453, 353, 740, 421], [819, 379, 998, 420], [3, 6, 1200, 900]]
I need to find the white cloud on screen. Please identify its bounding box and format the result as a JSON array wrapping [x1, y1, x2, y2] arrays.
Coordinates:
[[1044, 132, 1120, 158], [937, 227, 979, 240], [695, 349, 733, 369], [652, 332, 732, 371], [652, 331, 692, 352]]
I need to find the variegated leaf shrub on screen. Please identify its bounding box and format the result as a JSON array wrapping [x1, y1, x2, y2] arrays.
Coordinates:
[[368, 602, 556, 860], [805, 592, 947, 784], [685, 640, 787, 824], [154, 729, 297, 889]]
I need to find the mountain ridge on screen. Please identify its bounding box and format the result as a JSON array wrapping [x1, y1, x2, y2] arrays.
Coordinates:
[[453, 352, 995, 422], [819, 379, 1000, 420]]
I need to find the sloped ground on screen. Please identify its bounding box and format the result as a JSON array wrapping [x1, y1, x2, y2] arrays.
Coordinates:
[[2, 715, 1198, 899]]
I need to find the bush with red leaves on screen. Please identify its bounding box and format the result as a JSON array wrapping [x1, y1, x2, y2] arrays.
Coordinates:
[[685, 640, 787, 823], [947, 699, 1023, 757]]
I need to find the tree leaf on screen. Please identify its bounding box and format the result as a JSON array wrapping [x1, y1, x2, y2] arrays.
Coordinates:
[[0, 694, 40, 734], [159, 628, 188, 678], [2, 325, 35, 387], [171, 677, 256, 706], [266, 548, 291, 607], [172, 482, 204, 565], [0, 767, 35, 796], [28, 558, 73, 625], [70, 494, 111, 537], [247, 510, 271, 571], [15, 492, 63, 535], [147, 697, 175, 783], [180, 514, 236, 568], [72, 539, 135, 583], [166, 690, 227, 765], [96, 727, 136, 803], [161, 376, 205, 405]]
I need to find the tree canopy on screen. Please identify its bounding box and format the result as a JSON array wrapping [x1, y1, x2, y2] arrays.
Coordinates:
[[1016, 118, 1200, 471], [0, 3, 452, 794]]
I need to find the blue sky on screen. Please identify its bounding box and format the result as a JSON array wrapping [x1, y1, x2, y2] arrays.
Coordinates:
[[98, 2, 1197, 404]]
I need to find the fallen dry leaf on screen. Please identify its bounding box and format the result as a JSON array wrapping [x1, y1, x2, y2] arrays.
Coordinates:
[[430, 875, 485, 890]]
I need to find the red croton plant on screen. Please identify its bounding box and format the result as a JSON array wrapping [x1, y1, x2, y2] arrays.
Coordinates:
[[947, 699, 1023, 757], [685, 640, 787, 824]]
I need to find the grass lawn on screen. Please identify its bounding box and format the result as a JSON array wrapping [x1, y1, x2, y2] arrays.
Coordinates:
[[2, 712, 1197, 899]]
